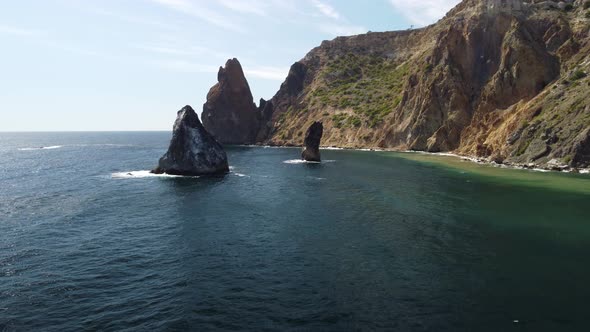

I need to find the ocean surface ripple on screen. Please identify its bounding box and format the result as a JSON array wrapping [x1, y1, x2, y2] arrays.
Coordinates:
[[1, 132, 590, 331]]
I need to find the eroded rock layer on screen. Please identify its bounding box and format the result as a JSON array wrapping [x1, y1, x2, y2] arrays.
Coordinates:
[[258, 0, 590, 169]]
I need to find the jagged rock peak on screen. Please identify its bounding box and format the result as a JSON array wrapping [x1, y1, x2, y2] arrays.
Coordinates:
[[201, 58, 260, 145], [302, 122, 323, 162], [152, 105, 229, 176], [217, 58, 254, 97]]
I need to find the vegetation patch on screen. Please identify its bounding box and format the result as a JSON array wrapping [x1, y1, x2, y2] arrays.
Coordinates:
[[347, 116, 362, 128], [516, 139, 532, 157], [310, 54, 410, 128], [331, 113, 362, 129], [332, 114, 348, 128], [571, 70, 587, 81]]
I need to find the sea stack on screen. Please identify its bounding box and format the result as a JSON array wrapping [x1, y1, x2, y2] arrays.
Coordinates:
[[152, 105, 229, 176], [201, 58, 260, 145], [301, 122, 323, 162]]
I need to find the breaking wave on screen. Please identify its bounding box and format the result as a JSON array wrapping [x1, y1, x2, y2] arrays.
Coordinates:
[[283, 159, 321, 164], [283, 159, 336, 164], [233, 172, 249, 177], [112, 169, 249, 179], [18, 145, 63, 151], [111, 171, 190, 179], [18, 144, 136, 151]]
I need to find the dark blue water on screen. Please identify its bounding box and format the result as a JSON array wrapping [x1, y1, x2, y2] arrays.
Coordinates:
[[1, 132, 589, 331]]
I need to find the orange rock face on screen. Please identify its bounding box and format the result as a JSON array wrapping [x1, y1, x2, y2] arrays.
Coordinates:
[[257, 0, 590, 169]]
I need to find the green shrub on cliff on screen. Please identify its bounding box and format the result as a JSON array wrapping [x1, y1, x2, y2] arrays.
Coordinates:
[[332, 114, 347, 128], [571, 70, 587, 81], [312, 54, 409, 128], [348, 116, 362, 128]]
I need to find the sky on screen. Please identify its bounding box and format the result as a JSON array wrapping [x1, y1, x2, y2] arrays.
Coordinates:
[[0, 0, 460, 131]]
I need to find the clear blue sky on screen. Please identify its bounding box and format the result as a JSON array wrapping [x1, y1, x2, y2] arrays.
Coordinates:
[[0, 0, 460, 131]]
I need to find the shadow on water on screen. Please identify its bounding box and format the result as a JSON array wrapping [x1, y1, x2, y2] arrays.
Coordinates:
[[304, 163, 323, 169], [161, 174, 227, 194]]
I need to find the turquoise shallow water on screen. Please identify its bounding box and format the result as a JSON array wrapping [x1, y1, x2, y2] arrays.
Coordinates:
[[1, 132, 589, 331]]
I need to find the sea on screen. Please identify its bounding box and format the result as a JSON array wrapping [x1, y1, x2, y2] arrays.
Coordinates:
[[1, 132, 589, 331]]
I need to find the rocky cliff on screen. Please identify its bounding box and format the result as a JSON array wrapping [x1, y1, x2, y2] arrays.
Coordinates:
[[257, 0, 590, 169], [202, 58, 263, 145], [153, 105, 229, 176], [302, 121, 324, 162]]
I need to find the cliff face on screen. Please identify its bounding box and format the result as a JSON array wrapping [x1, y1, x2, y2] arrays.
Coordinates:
[[260, 0, 590, 169], [201, 58, 261, 144]]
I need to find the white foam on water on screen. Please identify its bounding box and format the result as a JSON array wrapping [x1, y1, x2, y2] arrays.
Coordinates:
[[19, 145, 63, 151], [75, 144, 136, 148], [19, 144, 139, 152], [581, 169, 589, 174], [233, 172, 249, 177], [322, 147, 344, 150], [283, 159, 336, 164], [283, 159, 320, 164], [111, 170, 190, 179], [227, 165, 251, 177], [228, 166, 248, 177]]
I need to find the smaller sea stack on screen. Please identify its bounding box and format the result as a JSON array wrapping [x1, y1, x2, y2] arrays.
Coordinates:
[[152, 105, 229, 176], [301, 121, 323, 162]]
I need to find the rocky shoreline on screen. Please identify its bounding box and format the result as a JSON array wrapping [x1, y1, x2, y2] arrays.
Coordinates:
[[245, 143, 590, 175], [406, 151, 590, 175]]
